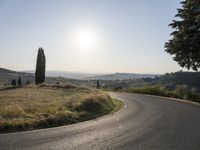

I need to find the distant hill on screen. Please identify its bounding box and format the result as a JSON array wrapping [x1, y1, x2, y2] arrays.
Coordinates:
[[25, 70, 101, 79], [44, 71, 98, 79], [24, 71, 159, 80], [154, 71, 200, 89], [0, 68, 160, 85], [0, 68, 71, 85], [2, 68, 200, 90], [0, 68, 100, 85], [88, 73, 159, 80], [0, 68, 35, 84]]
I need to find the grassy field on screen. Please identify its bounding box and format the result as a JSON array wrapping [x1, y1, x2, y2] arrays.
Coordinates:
[[0, 84, 123, 133]]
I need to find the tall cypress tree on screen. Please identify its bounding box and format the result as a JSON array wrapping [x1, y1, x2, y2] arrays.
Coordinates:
[[165, 0, 200, 71], [35, 47, 46, 84], [97, 80, 100, 89], [18, 76, 22, 87]]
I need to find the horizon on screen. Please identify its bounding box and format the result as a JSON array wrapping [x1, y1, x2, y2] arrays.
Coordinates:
[[1, 67, 163, 75], [24, 69, 163, 75], [0, 0, 189, 74], [2, 67, 195, 76]]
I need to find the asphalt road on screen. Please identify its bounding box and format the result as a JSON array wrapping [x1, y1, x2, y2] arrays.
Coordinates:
[[0, 92, 200, 150]]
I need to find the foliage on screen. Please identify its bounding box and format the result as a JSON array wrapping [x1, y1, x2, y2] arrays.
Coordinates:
[[35, 47, 46, 84], [165, 0, 200, 70], [123, 85, 171, 97], [75, 94, 115, 114], [18, 76, 21, 87], [154, 71, 200, 90], [97, 80, 100, 89], [11, 79, 16, 86], [175, 85, 199, 101], [26, 80, 30, 85], [121, 85, 200, 103]]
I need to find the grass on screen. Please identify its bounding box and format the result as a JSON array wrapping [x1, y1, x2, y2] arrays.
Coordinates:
[[0, 84, 123, 133], [119, 85, 200, 103]]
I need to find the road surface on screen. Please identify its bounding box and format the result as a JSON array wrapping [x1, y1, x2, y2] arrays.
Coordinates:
[[0, 92, 200, 150]]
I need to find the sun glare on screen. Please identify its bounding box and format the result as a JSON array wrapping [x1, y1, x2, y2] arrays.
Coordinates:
[[73, 27, 99, 53]]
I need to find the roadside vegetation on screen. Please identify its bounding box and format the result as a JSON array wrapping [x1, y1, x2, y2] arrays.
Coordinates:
[[118, 85, 200, 103], [0, 84, 123, 133]]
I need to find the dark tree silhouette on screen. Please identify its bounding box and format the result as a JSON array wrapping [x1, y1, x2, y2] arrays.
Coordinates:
[[18, 76, 22, 87], [165, 0, 200, 71], [11, 79, 16, 86], [35, 47, 46, 84], [26, 80, 30, 85], [97, 80, 100, 89]]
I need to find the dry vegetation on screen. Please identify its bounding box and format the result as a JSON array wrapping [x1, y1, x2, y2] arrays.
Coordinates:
[[0, 84, 123, 133], [120, 85, 200, 102]]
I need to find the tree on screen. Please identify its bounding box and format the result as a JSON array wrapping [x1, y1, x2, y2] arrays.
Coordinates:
[[35, 47, 46, 84], [26, 80, 30, 85], [11, 79, 16, 86], [165, 0, 200, 71], [97, 80, 100, 89], [18, 76, 22, 87]]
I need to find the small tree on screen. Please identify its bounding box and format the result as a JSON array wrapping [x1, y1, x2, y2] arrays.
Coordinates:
[[26, 80, 30, 85], [97, 80, 100, 89], [165, 0, 200, 71], [35, 47, 46, 84], [11, 79, 16, 86], [18, 76, 22, 87]]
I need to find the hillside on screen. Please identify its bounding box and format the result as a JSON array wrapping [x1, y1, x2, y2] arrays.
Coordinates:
[[88, 73, 159, 80], [26, 70, 99, 79], [2, 68, 199, 90], [152, 71, 200, 90], [0, 68, 159, 85], [0, 68, 35, 84]]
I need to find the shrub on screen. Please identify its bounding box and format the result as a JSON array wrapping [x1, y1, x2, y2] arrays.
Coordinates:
[[75, 93, 115, 114], [0, 105, 25, 119], [11, 79, 16, 86], [124, 85, 200, 102]]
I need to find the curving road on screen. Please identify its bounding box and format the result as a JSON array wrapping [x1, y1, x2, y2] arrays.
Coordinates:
[[0, 92, 200, 150]]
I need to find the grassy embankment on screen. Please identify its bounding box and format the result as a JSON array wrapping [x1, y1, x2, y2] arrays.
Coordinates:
[[119, 85, 200, 103], [0, 84, 123, 133]]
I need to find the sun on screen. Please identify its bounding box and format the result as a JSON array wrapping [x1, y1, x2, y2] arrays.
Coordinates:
[[73, 27, 99, 53]]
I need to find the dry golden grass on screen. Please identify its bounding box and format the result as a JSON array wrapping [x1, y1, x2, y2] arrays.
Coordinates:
[[0, 85, 123, 133]]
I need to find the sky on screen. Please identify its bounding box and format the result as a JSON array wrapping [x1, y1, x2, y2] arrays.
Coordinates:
[[0, 0, 187, 74]]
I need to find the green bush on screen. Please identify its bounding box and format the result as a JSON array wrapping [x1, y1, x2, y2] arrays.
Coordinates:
[[175, 85, 200, 102], [123, 85, 200, 102]]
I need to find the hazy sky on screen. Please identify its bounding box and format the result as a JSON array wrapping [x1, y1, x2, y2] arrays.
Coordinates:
[[0, 0, 187, 74]]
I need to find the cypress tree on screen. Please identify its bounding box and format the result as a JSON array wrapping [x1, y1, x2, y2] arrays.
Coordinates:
[[165, 0, 200, 71], [35, 47, 46, 84], [97, 80, 100, 89], [26, 80, 30, 85], [18, 76, 22, 87]]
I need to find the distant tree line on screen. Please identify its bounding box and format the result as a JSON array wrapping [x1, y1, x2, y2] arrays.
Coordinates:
[[11, 76, 22, 87], [11, 76, 30, 87]]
